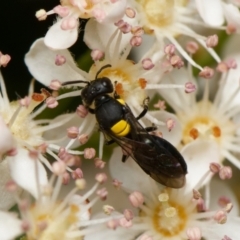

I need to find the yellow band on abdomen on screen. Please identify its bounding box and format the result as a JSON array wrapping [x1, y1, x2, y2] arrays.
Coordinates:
[[111, 120, 130, 137]]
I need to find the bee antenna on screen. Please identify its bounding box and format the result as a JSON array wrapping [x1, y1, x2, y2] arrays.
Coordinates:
[[61, 80, 90, 86], [95, 64, 112, 79]]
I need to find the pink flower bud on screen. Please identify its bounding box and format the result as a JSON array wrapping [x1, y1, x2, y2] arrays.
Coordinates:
[[216, 62, 229, 73], [125, 7, 136, 18], [170, 55, 184, 69], [219, 166, 232, 180], [166, 118, 175, 131], [185, 82, 196, 93], [112, 178, 122, 189], [76, 105, 88, 118], [225, 58, 237, 69], [94, 158, 106, 169], [131, 26, 144, 36], [123, 209, 134, 221], [53, 5, 69, 17], [210, 162, 221, 173], [71, 168, 84, 180], [49, 79, 62, 90], [129, 191, 144, 207], [119, 217, 133, 228], [142, 58, 154, 70], [214, 210, 227, 224], [78, 134, 89, 145], [35, 9, 47, 21], [61, 17, 77, 30], [55, 54, 66, 66], [84, 148, 96, 159], [67, 126, 79, 139], [97, 187, 108, 200], [62, 172, 70, 185], [186, 41, 199, 54], [199, 67, 214, 79], [164, 44, 175, 56], [95, 173, 108, 183], [192, 189, 201, 200], [186, 227, 202, 240], [103, 205, 115, 215], [206, 34, 218, 48], [52, 161, 66, 175], [91, 49, 104, 61], [19, 96, 31, 107], [130, 36, 142, 46], [0, 52, 11, 67], [46, 97, 58, 108], [107, 219, 119, 229]]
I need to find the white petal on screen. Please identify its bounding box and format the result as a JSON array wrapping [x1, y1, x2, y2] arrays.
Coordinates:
[[85, 213, 138, 240], [69, 195, 90, 221], [194, 0, 224, 26], [0, 160, 18, 210], [218, 54, 240, 109], [100, 0, 127, 24], [223, 3, 240, 31], [109, 147, 155, 195], [0, 211, 23, 240], [8, 148, 48, 199], [44, 18, 78, 49], [182, 140, 221, 189], [141, 111, 182, 147], [158, 67, 197, 112], [202, 217, 240, 239], [44, 113, 96, 149], [209, 178, 239, 216], [84, 18, 134, 58], [25, 38, 85, 85], [0, 116, 15, 158]]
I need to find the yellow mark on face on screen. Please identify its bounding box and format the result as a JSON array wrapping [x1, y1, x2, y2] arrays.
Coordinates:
[[116, 98, 125, 105]]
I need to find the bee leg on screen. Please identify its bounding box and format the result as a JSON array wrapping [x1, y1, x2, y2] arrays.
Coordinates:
[[88, 107, 95, 114], [105, 139, 115, 145], [122, 154, 129, 162], [136, 97, 150, 120], [145, 126, 157, 132], [113, 81, 121, 99]]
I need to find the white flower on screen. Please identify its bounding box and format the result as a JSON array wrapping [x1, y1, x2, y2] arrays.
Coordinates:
[[86, 148, 240, 240], [152, 58, 240, 188], [87, 0, 223, 70], [195, 0, 240, 33], [0, 161, 123, 240], [37, 0, 127, 49], [25, 28, 190, 143], [0, 71, 81, 210]]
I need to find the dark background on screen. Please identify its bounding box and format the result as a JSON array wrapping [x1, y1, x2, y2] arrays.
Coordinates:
[[0, 0, 87, 101]]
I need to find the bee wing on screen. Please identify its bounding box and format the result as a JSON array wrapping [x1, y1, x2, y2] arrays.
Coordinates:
[[100, 104, 187, 188]]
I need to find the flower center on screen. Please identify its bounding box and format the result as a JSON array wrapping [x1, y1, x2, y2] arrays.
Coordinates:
[[152, 192, 187, 236], [179, 101, 235, 145], [89, 61, 147, 101], [140, 0, 175, 28], [28, 203, 81, 240], [0, 93, 46, 147]]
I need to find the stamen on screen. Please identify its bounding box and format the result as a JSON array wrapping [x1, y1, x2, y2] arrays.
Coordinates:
[[55, 54, 66, 66], [164, 207, 176, 218], [189, 128, 199, 140], [206, 34, 218, 48], [212, 126, 221, 137]]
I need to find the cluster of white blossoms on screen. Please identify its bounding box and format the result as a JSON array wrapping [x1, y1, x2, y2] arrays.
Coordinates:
[[2, 0, 240, 239]]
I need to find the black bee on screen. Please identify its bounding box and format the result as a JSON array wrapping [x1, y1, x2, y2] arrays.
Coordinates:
[[62, 65, 187, 188]]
